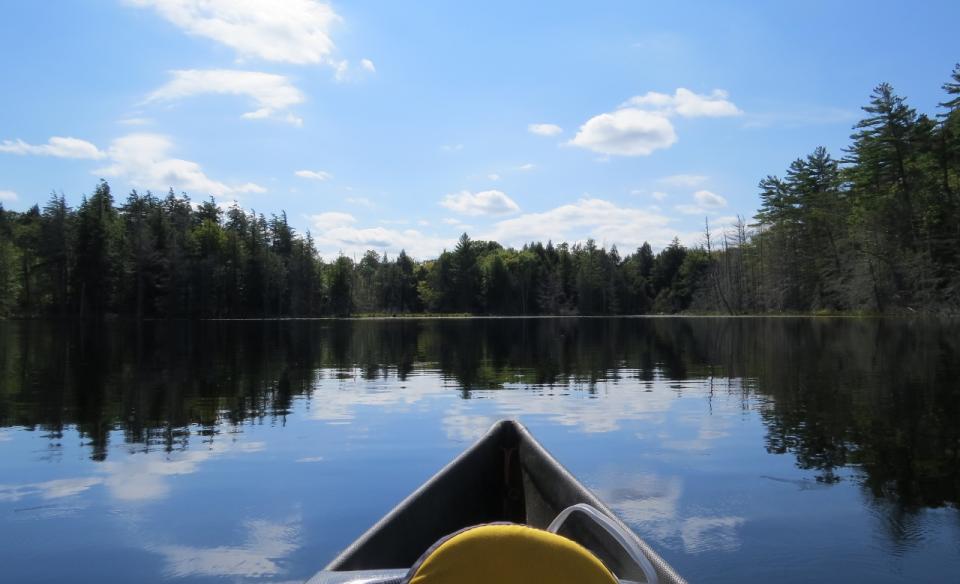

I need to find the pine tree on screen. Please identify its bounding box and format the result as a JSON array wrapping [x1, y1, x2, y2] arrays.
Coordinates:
[[74, 180, 121, 316]]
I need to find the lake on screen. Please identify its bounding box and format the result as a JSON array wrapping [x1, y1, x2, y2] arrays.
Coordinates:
[[1, 317, 958, 583]]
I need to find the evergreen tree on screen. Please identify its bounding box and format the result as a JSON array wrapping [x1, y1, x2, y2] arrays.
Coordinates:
[[73, 180, 121, 316]]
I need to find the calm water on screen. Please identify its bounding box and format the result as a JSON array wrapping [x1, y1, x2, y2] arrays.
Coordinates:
[[1, 317, 959, 583]]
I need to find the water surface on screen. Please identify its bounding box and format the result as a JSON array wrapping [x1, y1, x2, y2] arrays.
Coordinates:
[[1, 317, 958, 583]]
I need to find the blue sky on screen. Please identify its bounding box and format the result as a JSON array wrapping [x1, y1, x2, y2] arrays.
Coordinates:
[[1, 0, 957, 259]]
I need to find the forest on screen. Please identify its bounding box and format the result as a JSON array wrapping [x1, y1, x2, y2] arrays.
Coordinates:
[[1, 66, 958, 318]]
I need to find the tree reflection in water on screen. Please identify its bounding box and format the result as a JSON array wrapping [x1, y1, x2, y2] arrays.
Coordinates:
[[1, 317, 958, 515]]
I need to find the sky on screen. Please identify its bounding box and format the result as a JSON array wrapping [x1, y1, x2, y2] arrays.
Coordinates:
[[0, 0, 957, 259]]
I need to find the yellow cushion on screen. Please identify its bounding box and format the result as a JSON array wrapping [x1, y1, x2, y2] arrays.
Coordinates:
[[406, 523, 618, 584]]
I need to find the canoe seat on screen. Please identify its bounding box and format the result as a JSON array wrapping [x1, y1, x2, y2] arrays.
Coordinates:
[[403, 523, 619, 584]]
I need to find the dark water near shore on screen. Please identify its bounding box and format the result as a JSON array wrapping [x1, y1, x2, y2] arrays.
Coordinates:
[[1, 317, 959, 583]]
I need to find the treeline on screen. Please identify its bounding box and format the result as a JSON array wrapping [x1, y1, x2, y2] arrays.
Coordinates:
[[696, 65, 960, 314], [0, 182, 708, 317], [1, 66, 959, 317]]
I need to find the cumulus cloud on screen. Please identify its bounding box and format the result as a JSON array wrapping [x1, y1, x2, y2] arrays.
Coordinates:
[[570, 88, 740, 157], [96, 133, 265, 197], [481, 198, 680, 250], [568, 109, 677, 156], [0, 136, 105, 159], [308, 212, 454, 259], [125, 0, 341, 66], [294, 169, 332, 181], [517, 163, 535, 171], [309, 211, 356, 231], [360, 58, 376, 73], [674, 190, 728, 215], [621, 88, 742, 118], [0, 190, 17, 202], [147, 69, 305, 125], [694, 189, 727, 208], [440, 190, 520, 216], [528, 123, 563, 136], [312, 225, 455, 260]]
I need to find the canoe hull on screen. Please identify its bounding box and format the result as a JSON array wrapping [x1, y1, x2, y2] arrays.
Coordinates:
[[320, 420, 685, 584]]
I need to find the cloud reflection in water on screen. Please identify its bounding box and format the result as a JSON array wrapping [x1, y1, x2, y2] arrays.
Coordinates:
[[152, 517, 300, 579]]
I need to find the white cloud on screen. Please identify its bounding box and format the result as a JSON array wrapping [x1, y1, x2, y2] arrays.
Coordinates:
[[440, 190, 520, 216], [310, 211, 356, 231], [658, 174, 708, 188], [487, 173, 501, 181], [307, 216, 454, 258], [153, 518, 300, 578], [294, 169, 332, 181], [528, 123, 563, 136], [0, 136, 105, 159], [694, 189, 727, 208], [621, 88, 742, 118], [125, 0, 341, 65], [0, 190, 17, 202], [441, 144, 463, 152], [313, 225, 455, 260], [333, 60, 349, 82], [568, 109, 677, 156], [101, 440, 264, 502], [651, 191, 668, 201], [96, 133, 265, 197], [674, 190, 727, 216], [0, 477, 103, 502], [443, 410, 496, 443], [147, 69, 305, 125], [0, 438, 263, 505], [680, 516, 746, 554], [598, 473, 745, 553], [345, 196, 374, 208], [481, 198, 680, 249], [360, 58, 376, 73], [570, 88, 739, 158], [517, 163, 535, 171], [118, 117, 154, 126]]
